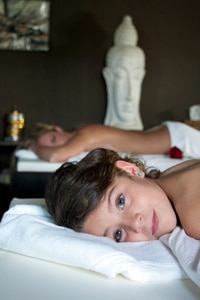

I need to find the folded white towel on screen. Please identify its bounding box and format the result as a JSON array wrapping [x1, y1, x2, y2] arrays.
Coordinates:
[[14, 150, 89, 172], [160, 227, 200, 287], [0, 201, 188, 283], [15, 149, 39, 160], [15, 149, 88, 162]]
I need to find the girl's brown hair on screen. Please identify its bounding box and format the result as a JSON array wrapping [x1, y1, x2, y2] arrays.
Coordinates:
[[45, 148, 160, 231]]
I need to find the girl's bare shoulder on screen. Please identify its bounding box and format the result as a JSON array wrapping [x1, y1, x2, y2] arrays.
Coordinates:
[[160, 159, 200, 177]]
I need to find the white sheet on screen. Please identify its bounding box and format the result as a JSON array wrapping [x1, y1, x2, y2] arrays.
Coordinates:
[[15, 158, 62, 172], [15, 150, 188, 172], [15, 150, 88, 172], [1, 250, 200, 300], [0, 199, 199, 287]]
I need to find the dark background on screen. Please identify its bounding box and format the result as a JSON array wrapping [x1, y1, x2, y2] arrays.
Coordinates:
[[0, 0, 200, 139]]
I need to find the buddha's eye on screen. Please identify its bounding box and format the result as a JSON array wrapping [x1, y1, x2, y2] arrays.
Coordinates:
[[117, 193, 125, 210], [114, 228, 122, 242], [115, 69, 126, 79]]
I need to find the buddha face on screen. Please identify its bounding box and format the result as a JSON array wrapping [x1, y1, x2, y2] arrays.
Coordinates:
[[103, 47, 145, 123]]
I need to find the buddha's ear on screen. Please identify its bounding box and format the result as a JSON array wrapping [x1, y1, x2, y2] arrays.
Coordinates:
[[115, 160, 144, 177], [102, 67, 111, 81]]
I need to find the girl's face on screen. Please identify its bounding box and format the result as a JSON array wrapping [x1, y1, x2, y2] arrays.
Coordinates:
[[83, 161, 177, 243]]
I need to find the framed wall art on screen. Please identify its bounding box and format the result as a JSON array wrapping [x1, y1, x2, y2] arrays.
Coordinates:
[[0, 0, 50, 51]]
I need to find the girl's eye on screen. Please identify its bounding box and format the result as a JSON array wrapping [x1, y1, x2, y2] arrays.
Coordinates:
[[114, 228, 122, 242], [117, 193, 125, 210]]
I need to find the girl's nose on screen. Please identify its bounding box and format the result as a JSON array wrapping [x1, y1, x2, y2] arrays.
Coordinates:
[[132, 213, 144, 233]]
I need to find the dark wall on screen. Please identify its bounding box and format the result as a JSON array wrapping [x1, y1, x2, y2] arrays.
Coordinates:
[[1, 0, 200, 139]]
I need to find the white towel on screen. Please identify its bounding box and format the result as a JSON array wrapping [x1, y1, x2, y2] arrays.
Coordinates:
[[0, 201, 190, 283], [15, 149, 39, 160], [15, 149, 88, 162], [160, 227, 200, 287]]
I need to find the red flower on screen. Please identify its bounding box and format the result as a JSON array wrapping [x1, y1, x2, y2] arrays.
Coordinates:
[[169, 146, 183, 159]]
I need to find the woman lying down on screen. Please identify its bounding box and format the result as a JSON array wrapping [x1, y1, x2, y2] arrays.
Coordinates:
[[45, 148, 200, 243]]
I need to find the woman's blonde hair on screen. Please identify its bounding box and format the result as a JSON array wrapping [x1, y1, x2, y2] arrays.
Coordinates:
[[17, 123, 55, 150]]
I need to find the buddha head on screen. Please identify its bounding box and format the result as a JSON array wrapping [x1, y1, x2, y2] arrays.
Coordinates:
[[103, 15, 145, 130]]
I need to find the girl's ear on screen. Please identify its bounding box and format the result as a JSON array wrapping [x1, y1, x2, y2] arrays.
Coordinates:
[[115, 160, 144, 177]]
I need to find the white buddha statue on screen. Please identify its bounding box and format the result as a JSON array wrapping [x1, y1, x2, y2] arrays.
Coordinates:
[[103, 15, 145, 130]]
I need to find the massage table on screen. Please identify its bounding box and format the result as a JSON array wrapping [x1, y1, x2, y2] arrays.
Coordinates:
[[10, 151, 88, 198], [0, 250, 200, 300], [2, 151, 199, 299], [11, 150, 190, 198], [0, 197, 200, 300]]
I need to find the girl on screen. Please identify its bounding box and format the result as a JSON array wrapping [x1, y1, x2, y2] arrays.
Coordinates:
[[45, 148, 200, 242]]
